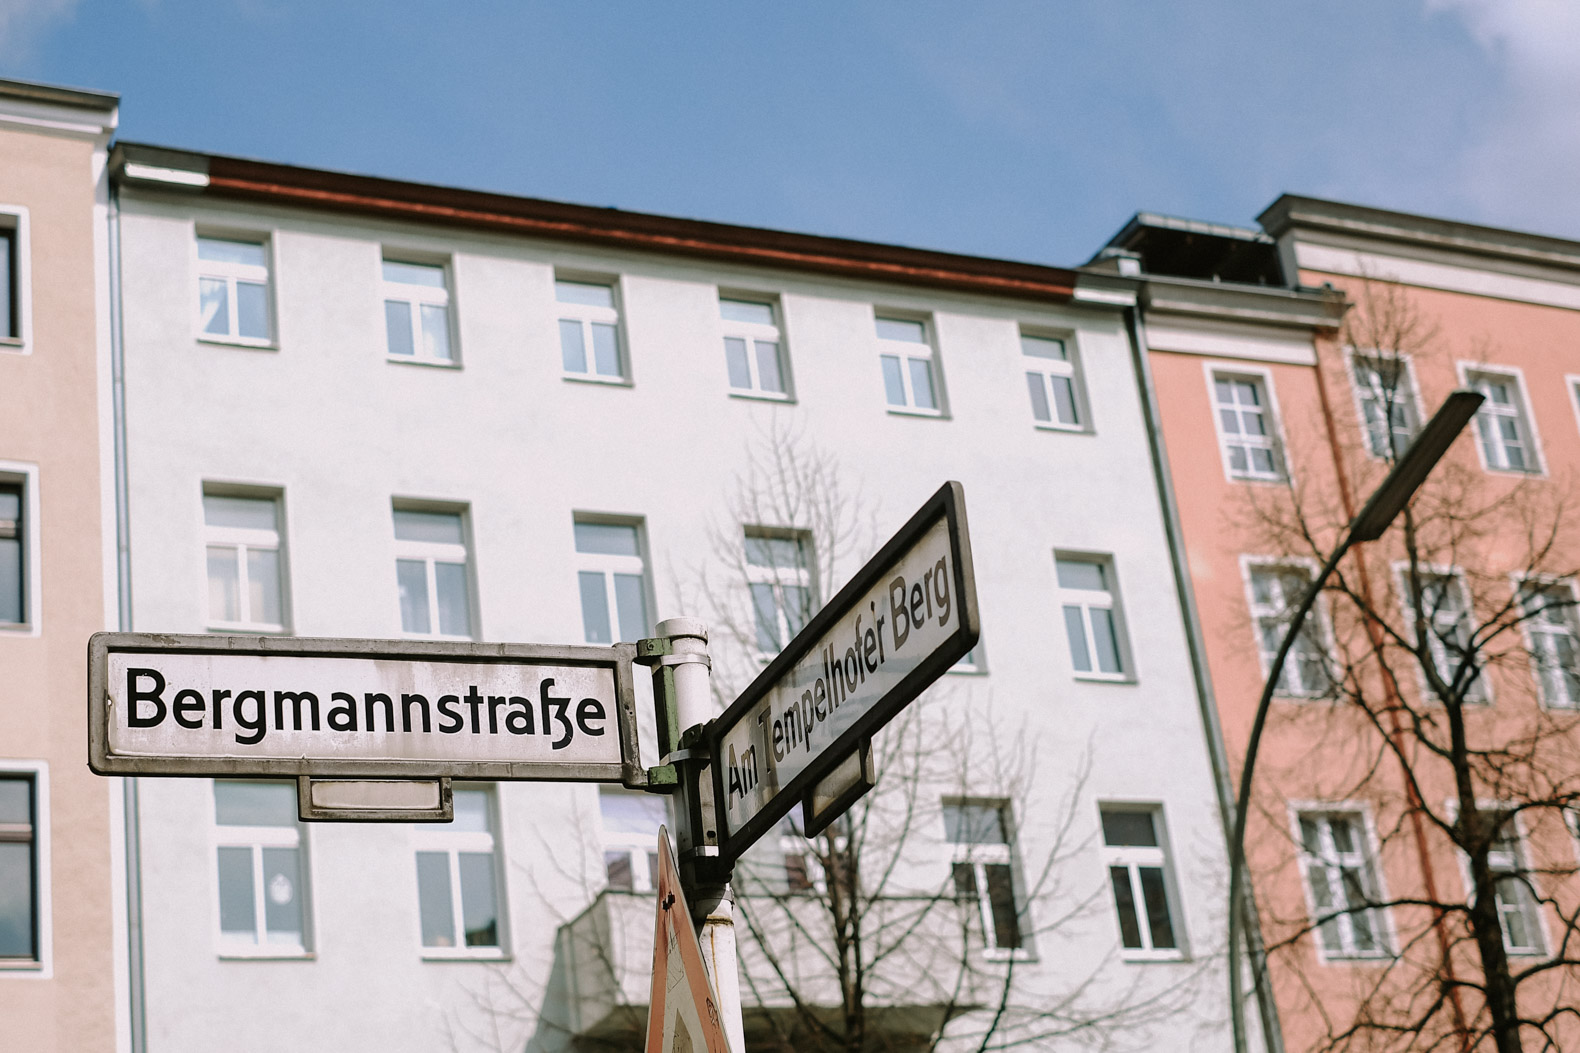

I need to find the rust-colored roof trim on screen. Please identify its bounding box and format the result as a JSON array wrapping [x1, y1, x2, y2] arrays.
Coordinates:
[[171, 150, 1078, 303]]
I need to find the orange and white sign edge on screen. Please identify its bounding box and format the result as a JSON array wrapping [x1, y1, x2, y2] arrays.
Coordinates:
[[645, 826, 733, 1053]]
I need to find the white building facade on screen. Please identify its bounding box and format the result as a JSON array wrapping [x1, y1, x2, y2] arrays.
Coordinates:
[[109, 144, 1237, 1052]]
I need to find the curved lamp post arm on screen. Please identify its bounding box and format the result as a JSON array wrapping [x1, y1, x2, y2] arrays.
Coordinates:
[[1225, 389, 1482, 1053]]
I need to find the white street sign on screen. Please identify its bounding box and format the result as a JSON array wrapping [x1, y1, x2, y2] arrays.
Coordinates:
[[89, 633, 643, 785], [708, 482, 977, 862]]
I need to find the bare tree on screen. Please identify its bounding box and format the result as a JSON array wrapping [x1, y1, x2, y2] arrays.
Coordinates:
[[1241, 276, 1580, 1052]]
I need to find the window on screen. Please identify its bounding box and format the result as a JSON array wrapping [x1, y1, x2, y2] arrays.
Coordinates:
[[383, 259, 454, 364], [574, 520, 649, 644], [0, 773, 41, 966], [951, 644, 985, 674], [0, 481, 24, 627], [393, 507, 473, 639], [1246, 562, 1331, 698], [876, 315, 941, 414], [1055, 554, 1129, 679], [1521, 579, 1580, 708], [721, 297, 789, 398], [414, 787, 503, 954], [0, 216, 18, 344], [204, 493, 286, 633], [599, 788, 667, 892], [745, 531, 814, 655], [1409, 571, 1485, 702], [1022, 332, 1084, 430], [213, 781, 310, 954], [197, 236, 271, 343], [1211, 372, 1284, 481], [1467, 370, 1539, 473], [1352, 354, 1419, 459], [1296, 812, 1387, 958], [944, 801, 1025, 953], [1487, 817, 1542, 955], [1100, 808, 1182, 958], [556, 278, 624, 381]]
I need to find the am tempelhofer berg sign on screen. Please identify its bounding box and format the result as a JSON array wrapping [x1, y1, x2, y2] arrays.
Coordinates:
[[88, 634, 644, 785], [708, 482, 977, 864]]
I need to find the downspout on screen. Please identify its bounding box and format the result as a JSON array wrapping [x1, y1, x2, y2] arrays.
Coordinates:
[[1121, 302, 1285, 1053], [108, 177, 147, 1053]]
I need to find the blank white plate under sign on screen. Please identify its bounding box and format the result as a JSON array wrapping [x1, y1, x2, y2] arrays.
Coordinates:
[[299, 778, 452, 822]]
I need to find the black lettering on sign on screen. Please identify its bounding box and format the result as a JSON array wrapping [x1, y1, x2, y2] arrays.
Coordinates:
[[436, 694, 464, 734], [172, 688, 205, 730], [274, 690, 320, 732], [127, 667, 167, 728], [540, 679, 572, 749], [327, 692, 357, 731], [234, 691, 266, 745], [576, 697, 606, 737]]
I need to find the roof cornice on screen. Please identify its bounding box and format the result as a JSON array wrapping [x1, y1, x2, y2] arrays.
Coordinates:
[[0, 77, 118, 113], [1130, 272, 1347, 331], [112, 142, 1080, 304], [1259, 194, 1580, 275]]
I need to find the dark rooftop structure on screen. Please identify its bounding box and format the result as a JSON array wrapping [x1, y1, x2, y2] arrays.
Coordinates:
[[1093, 212, 1287, 286]]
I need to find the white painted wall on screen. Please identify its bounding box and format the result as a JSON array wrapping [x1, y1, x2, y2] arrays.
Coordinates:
[[116, 187, 1234, 1052]]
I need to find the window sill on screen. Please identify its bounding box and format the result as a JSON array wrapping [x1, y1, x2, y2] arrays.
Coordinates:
[[728, 389, 795, 404], [1317, 951, 1394, 965], [421, 948, 511, 963], [1226, 473, 1289, 486], [563, 372, 631, 387], [886, 406, 948, 420], [0, 336, 25, 354], [1482, 466, 1546, 479], [982, 948, 1038, 964], [1073, 672, 1135, 685], [198, 335, 278, 352], [0, 959, 44, 972], [947, 665, 986, 676], [1033, 421, 1090, 435], [206, 623, 289, 635], [218, 948, 315, 961], [1119, 950, 1189, 964], [387, 355, 462, 370]]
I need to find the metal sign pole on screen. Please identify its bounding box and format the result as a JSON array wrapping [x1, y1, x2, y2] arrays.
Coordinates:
[[637, 618, 745, 1053]]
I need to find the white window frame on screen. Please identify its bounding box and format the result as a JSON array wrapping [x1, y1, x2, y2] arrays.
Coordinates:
[[202, 489, 288, 634], [743, 528, 815, 659], [1460, 363, 1544, 476], [194, 232, 275, 347], [875, 312, 945, 417], [1565, 375, 1580, 443], [1347, 349, 1421, 460], [1395, 563, 1488, 704], [943, 799, 1032, 960], [0, 205, 32, 355], [0, 461, 41, 636], [1098, 804, 1187, 962], [949, 640, 987, 675], [1448, 802, 1547, 957], [211, 781, 312, 959], [393, 505, 476, 641], [556, 275, 627, 384], [0, 761, 51, 977], [599, 788, 668, 894], [1021, 328, 1088, 433], [572, 516, 652, 645], [1204, 362, 1288, 483], [381, 256, 457, 367], [719, 293, 793, 401], [1054, 551, 1132, 682], [1515, 574, 1580, 710], [1241, 555, 1334, 699], [413, 786, 507, 960], [1289, 805, 1392, 962]]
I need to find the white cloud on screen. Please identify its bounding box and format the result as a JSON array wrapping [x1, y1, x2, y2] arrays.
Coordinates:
[[1427, 0, 1580, 234], [0, 0, 78, 62]]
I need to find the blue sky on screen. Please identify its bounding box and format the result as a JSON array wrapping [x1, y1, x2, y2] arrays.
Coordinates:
[[3, 0, 1575, 266]]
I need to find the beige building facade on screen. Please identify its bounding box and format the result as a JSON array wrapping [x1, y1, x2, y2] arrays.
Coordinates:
[[0, 78, 120, 1051]]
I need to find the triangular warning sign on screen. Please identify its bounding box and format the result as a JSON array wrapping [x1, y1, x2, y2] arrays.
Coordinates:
[[646, 826, 733, 1053]]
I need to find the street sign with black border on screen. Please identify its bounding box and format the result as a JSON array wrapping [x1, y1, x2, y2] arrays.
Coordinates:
[[88, 632, 645, 786], [707, 481, 977, 864]]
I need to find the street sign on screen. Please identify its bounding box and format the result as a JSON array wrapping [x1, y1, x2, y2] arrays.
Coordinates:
[[88, 633, 645, 786], [646, 826, 732, 1053], [296, 777, 452, 822], [708, 481, 977, 864]]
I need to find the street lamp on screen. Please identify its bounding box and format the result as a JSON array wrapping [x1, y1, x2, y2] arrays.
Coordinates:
[[1227, 389, 1484, 1053]]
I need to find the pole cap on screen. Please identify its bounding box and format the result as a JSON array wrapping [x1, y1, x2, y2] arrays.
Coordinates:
[[655, 617, 708, 642]]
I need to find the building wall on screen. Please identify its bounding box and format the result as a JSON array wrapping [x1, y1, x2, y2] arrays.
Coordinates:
[[0, 90, 118, 1053], [114, 178, 1235, 1052]]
